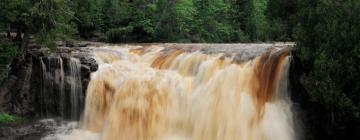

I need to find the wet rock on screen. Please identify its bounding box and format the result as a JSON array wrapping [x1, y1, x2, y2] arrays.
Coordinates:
[[0, 119, 64, 140], [0, 126, 16, 137], [81, 65, 90, 78], [0, 45, 99, 117], [0, 76, 17, 112], [86, 58, 98, 72], [78, 42, 91, 47], [81, 64, 90, 72]]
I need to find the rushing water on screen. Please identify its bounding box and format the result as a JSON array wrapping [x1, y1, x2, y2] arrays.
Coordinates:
[[39, 55, 83, 120], [68, 57, 84, 120], [43, 44, 297, 140], [40, 56, 65, 118]]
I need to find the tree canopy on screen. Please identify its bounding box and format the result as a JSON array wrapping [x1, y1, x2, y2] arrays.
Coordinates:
[[0, 0, 76, 47]]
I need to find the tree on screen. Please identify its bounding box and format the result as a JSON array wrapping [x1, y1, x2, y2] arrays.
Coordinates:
[[229, 0, 253, 42], [74, 0, 102, 39], [296, 0, 360, 139], [0, 0, 76, 48], [192, 0, 234, 42], [266, 0, 297, 41], [249, 0, 269, 41], [30, 0, 77, 47], [99, 0, 156, 42], [229, 0, 270, 42], [0, 0, 32, 41], [152, 0, 183, 42]]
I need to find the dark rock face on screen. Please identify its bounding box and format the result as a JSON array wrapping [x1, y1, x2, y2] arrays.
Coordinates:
[[0, 47, 98, 119], [0, 55, 36, 117], [0, 119, 68, 140]]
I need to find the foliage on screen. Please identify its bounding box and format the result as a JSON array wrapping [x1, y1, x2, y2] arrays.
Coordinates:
[[0, 40, 19, 81], [95, 0, 156, 42], [295, 0, 360, 139], [0, 0, 298, 44], [74, 0, 102, 39], [0, 113, 17, 123], [105, 26, 134, 42], [153, 0, 194, 42], [0, 0, 77, 47], [266, 0, 297, 41], [0, 41, 19, 64], [73, 0, 270, 43], [249, 0, 269, 41], [190, 0, 233, 42], [30, 0, 77, 47]]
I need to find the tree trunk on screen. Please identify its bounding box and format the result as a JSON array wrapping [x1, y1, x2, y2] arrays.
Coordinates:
[[7, 31, 11, 38], [6, 24, 12, 39], [19, 32, 30, 60], [14, 29, 22, 41]]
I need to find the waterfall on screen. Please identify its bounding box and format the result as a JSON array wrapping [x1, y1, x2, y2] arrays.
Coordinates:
[[68, 57, 83, 120], [40, 56, 65, 117], [39, 55, 83, 120], [59, 57, 65, 118], [40, 57, 47, 116], [44, 44, 298, 140]]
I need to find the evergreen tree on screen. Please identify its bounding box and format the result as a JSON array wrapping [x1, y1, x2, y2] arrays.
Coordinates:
[[229, 0, 253, 42], [296, 0, 360, 139], [249, 0, 269, 41], [266, 0, 297, 41], [192, 0, 234, 42], [74, 0, 103, 39]]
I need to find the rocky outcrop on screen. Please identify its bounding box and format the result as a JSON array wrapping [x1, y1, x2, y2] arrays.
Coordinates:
[[0, 47, 98, 119]]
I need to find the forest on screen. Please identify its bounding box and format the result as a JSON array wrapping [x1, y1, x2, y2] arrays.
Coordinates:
[[0, 0, 359, 140]]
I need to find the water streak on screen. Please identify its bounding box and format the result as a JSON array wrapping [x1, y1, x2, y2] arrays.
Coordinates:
[[39, 56, 83, 120], [69, 57, 83, 120], [40, 56, 65, 117]]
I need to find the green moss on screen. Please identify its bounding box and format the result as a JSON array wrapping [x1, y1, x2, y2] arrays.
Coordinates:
[[0, 113, 17, 123]]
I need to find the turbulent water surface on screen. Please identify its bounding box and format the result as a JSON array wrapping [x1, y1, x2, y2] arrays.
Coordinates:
[[43, 43, 297, 140]]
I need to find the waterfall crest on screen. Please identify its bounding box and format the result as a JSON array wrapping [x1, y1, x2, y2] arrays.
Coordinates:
[[45, 44, 297, 140]]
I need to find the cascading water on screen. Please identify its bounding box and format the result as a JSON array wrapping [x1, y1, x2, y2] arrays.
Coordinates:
[[43, 44, 298, 140], [68, 57, 84, 120], [39, 55, 83, 120], [40, 56, 65, 117]]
